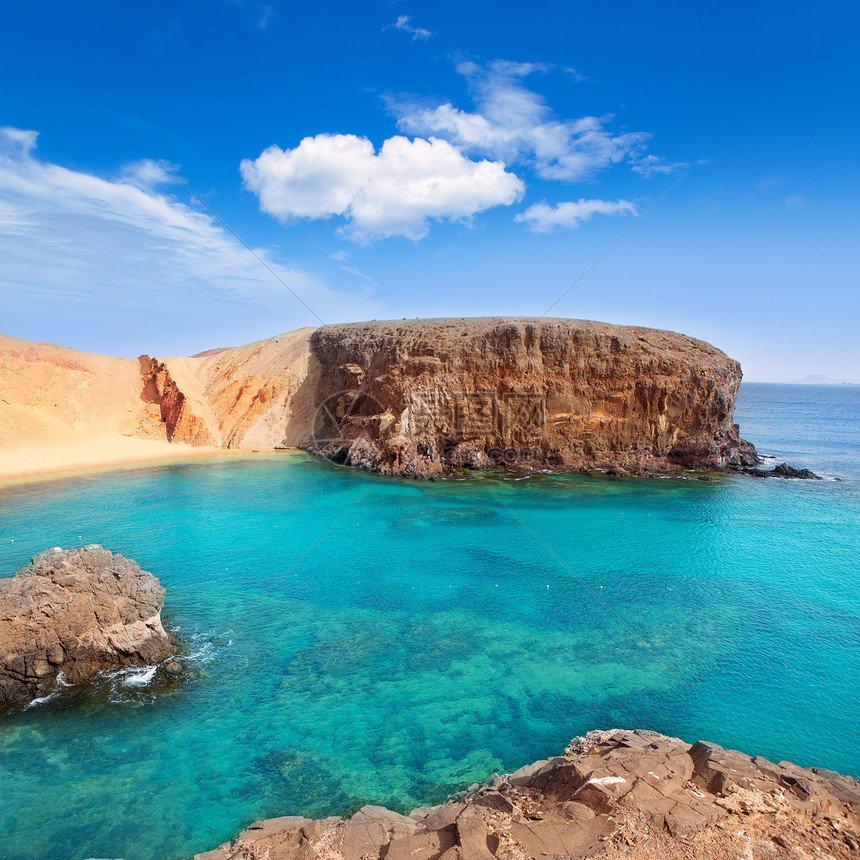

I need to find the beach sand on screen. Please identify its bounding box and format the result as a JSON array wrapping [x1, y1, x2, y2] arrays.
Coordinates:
[[0, 333, 213, 485], [0, 435, 233, 486]]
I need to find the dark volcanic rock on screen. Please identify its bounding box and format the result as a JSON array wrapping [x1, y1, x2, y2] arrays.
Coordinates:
[[302, 318, 759, 478], [193, 728, 860, 860], [741, 462, 823, 480], [772, 462, 822, 480], [0, 545, 173, 711]]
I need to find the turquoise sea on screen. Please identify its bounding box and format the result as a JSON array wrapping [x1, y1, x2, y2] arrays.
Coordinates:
[[1, 383, 859, 860]]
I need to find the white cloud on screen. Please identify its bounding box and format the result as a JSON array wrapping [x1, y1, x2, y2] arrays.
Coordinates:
[[516, 198, 637, 232], [0, 127, 381, 354], [390, 60, 681, 182], [330, 250, 377, 286], [630, 153, 687, 177], [385, 15, 433, 40], [118, 158, 178, 189], [240, 133, 524, 242]]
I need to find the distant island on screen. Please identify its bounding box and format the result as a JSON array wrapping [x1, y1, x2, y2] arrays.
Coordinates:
[[793, 374, 860, 385]]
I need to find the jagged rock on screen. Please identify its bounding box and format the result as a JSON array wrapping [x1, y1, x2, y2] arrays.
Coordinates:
[[0, 545, 173, 711], [140, 355, 220, 446], [741, 462, 823, 480], [303, 318, 759, 477], [193, 729, 860, 860], [771, 462, 822, 479]]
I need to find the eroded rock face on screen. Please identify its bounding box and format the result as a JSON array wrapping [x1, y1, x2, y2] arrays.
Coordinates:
[[1, 320, 761, 477], [303, 318, 759, 477], [140, 356, 220, 446], [0, 545, 173, 711], [193, 729, 860, 860]]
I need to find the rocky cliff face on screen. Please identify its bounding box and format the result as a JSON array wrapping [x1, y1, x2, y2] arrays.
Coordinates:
[[193, 728, 860, 860], [0, 545, 173, 711], [140, 356, 220, 446], [1, 319, 759, 478], [180, 327, 316, 449], [138, 328, 317, 449], [303, 319, 758, 477]]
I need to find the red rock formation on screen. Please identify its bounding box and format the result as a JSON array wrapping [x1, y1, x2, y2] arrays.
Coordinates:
[[304, 318, 758, 477], [140, 355, 219, 446]]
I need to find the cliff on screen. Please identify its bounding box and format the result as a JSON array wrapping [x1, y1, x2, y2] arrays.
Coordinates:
[[193, 728, 860, 860], [164, 326, 316, 449], [304, 319, 757, 477], [0, 318, 758, 478], [0, 545, 173, 711]]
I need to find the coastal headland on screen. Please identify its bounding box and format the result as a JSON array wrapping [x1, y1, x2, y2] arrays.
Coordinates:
[[0, 318, 758, 480]]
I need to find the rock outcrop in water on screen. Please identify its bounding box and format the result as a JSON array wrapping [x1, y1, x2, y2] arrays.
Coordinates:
[[193, 729, 860, 860], [0, 545, 173, 711], [304, 319, 758, 477], [742, 462, 823, 480]]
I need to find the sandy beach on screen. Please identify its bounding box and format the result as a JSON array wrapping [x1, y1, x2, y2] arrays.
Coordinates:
[[0, 334, 221, 485], [0, 435, 237, 487]]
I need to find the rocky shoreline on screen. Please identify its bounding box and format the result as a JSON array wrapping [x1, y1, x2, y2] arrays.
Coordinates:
[[193, 729, 860, 860]]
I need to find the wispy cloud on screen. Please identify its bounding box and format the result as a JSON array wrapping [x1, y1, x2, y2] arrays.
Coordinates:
[[384, 15, 433, 41], [390, 60, 683, 182], [755, 176, 779, 192], [226, 0, 274, 31], [256, 4, 273, 29], [0, 127, 380, 352], [330, 250, 378, 286], [516, 198, 637, 232], [241, 133, 524, 242], [117, 158, 179, 189], [631, 153, 688, 177]]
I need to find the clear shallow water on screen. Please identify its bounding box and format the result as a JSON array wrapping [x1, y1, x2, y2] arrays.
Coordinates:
[[0, 383, 858, 860]]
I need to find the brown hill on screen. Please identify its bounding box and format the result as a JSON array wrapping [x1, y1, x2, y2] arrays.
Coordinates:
[[0, 319, 758, 479]]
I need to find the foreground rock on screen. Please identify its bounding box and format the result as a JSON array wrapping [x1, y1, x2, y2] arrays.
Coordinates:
[[0, 545, 173, 711], [305, 319, 758, 477], [194, 729, 860, 860]]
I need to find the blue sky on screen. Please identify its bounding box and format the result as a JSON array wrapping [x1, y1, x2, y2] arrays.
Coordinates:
[[1, 0, 858, 381]]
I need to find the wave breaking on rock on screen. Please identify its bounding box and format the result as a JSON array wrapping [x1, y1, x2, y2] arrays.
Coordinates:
[[0, 545, 174, 712]]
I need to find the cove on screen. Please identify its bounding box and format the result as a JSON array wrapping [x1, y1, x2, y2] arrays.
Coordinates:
[[0, 383, 858, 860]]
